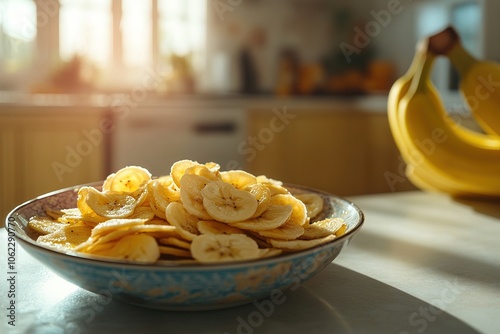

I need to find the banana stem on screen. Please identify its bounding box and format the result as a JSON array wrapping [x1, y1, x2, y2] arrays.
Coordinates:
[[427, 26, 476, 75], [428, 26, 459, 55], [410, 47, 435, 94], [447, 42, 477, 75]]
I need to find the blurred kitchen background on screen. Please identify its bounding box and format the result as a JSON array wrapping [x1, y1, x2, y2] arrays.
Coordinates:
[[1, 0, 499, 221]]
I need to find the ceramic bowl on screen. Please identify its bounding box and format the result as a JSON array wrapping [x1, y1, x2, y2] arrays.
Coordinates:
[[8, 182, 364, 311]]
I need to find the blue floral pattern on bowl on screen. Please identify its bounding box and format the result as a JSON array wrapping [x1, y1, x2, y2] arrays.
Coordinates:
[[8, 182, 364, 311]]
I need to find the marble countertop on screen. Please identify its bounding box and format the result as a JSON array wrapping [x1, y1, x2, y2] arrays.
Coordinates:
[[0, 91, 388, 112], [0, 91, 470, 116], [1, 190, 498, 334]]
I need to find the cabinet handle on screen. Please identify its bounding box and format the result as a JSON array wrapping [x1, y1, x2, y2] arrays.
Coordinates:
[[192, 121, 237, 134]]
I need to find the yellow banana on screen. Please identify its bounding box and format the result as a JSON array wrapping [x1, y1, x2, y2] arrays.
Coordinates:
[[387, 41, 425, 163], [428, 26, 500, 136], [389, 39, 500, 198]]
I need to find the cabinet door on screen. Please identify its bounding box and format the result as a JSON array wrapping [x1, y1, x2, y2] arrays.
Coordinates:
[[0, 108, 108, 224], [364, 113, 417, 194], [245, 108, 416, 196], [245, 109, 369, 196]]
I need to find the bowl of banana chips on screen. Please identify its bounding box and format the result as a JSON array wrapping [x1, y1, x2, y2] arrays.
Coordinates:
[[9, 160, 364, 311]]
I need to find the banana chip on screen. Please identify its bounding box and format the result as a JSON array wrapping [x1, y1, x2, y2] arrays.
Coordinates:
[[255, 175, 289, 195], [171, 160, 220, 187], [245, 183, 271, 218], [300, 217, 346, 240], [201, 181, 258, 223], [220, 170, 257, 189], [295, 193, 324, 219], [92, 234, 160, 263], [84, 187, 138, 218], [197, 220, 245, 235], [191, 234, 260, 263], [148, 179, 180, 219], [102, 166, 152, 193], [171, 159, 201, 187], [158, 246, 192, 258], [257, 221, 305, 240], [259, 248, 283, 259], [269, 234, 336, 251], [229, 204, 293, 231], [28, 159, 347, 265], [158, 237, 191, 250], [165, 202, 200, 241], [37, 224, 92, 250], [90, 217, 149, 236], [179, 174, 213, 220], [28, 217, 67, 235], [270, 194, 308, 226]]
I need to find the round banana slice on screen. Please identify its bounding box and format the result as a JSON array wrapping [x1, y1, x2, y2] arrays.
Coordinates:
[[245, 183, 271, 218], [102, 166, 152, 193], [185, 164, 221, 182], [257, 221, 305, 240], [256, 175, 289, 195], [44, 207, 65, 221], [171, 159, 205, 187], [300, 217, 346, 240], [158, 245, 192, 258], [220, 170, 257, 189], [201, 181, 258, 223], [133, 186, 150, 206], [190, 234, 260, 263], [75, 228, 134, 252], [158, 237, 191, 250], [76, 187, 107, 223], [148, 180, 180, 219], [28, 217, 66, 235], [197, 220, 245, 235], [156, 174, 175, 187], [148, 191, 163, 219], [127, 224, 177, 234], [82, 241, 115, 254], [229, 204, 292, 231], [91, 217, 149, 237], [204, 161, 221, 173], [96, 234, 160, 263], [295, 193, 324, 219], [334, 222, 347, 237], [179, 174, 213, 220], [37, 224, 92, 250], [165, 202, 200, 241], [127, 206, 155, 221], [142, 219, 180, 239], [85, 187, 138, 219], [269, 234, 336, 251], [244, 231, 273, 248], [270, 194, 308, 226], [57, 208, 99, 226], [258, 248, 283, 259]]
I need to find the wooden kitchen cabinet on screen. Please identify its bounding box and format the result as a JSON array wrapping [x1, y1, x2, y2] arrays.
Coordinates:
[[244, 107, 417, 196], [0, 106, 109, 225]]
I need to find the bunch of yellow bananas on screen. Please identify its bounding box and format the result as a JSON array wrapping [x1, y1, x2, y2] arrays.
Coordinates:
[[388, 27, 500, 198]]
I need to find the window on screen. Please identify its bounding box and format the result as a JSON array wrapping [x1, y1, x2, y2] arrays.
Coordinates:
[[0, 0, 36, 89], [0, 0, 207, 92], [122, 0, 152, 68], [59, 0, 112, 67]]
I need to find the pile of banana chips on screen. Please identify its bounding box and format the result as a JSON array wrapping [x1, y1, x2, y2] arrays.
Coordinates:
[[28, 160, 347, 264]]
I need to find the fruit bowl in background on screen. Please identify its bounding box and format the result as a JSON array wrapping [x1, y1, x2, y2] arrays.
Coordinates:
[[8, 182, 364, 311]]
